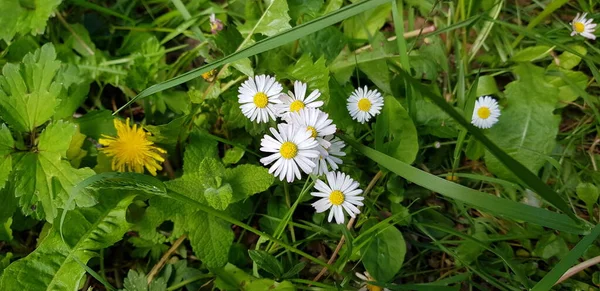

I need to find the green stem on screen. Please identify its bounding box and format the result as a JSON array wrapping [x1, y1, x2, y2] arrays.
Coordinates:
[[170, 0, 206, 41]]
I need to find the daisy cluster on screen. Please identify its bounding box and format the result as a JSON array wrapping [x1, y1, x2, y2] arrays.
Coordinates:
[[237, 75, 384, 223]]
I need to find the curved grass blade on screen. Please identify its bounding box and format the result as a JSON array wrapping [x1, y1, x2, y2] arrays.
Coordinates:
[[394, 69, 579, 223], [531, 223, 600, 290], [510, 0, 570, 48], [341, 136, 587, 234], [114, 0, 392, 114]]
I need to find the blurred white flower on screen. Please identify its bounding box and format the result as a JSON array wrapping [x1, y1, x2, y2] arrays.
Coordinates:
[[570, 13, 596, 40]]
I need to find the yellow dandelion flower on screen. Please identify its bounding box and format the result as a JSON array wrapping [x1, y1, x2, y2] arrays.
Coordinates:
[[99, 118, 166, 176]]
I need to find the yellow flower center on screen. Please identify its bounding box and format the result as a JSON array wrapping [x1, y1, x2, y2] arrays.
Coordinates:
[[280, 142, 298, 159], [477, 107, 491, 119], [574, 22, 585, 33], [367, 285, 383, 291], [289, 100, 305, 112], [253, 92, 269, 108], [329, 190, 344, 205], [357, 98, 372, 112], [307, 126, 318, 138]]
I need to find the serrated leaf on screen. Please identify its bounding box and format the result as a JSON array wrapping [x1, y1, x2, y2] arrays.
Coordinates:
[[286, 54, 330, 103], [248, 250, 284, 278], [0, 124, 14, 190], [184, 131, 218, 173], [485, 64, 560, 181], [53, 64, 91, 120], [12, 121, 95, 221], [222, 147, 245, 165], [254, 0, 292, 37], [224, 164, 274, 202], [121, 270, 167, 291], [362, 225, 406, 282], [299, 26, 346, 64], [0, 0, 62, 42], [204, 184, 233, 210], [0, 192, 134, 291], [186, 211, 233, 268], [199, 158, 226, 189], [342, 3, 391, 40], [0, 43, 61, 133]]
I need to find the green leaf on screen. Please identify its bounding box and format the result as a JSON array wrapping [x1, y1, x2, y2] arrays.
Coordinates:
[[184, 131, 219, 173], [248, 250, 284, 278], [485, 64, 560, 181], [546, 69, 588, 108], [342, 3, 391, 40], [548, 45, 587, 70], [198, 158, 226, 189], [254, 0, 292, 37], [376, 96, 418, 164], [186, 211, 234, 268], [511, 45, 553, 62], [121, 270, 167, 291], [362, 225, 406, 282], [0, 124, 14, 190], [214, 263, 295, 291], [288, 0, 323, 22], [286, 54, 330, 103], [0, 0, 62, 42], [12, 121, 95, 221], [576, 183, 599, 216], [204, 184, 234, 211], [341, 137, 585, 233], [532, 233, 569, 260], [0, 43, 61, 132], [222, 147, 245, 165], [299, 26, 346, 63], [224, 164, 274, 202], [53, 65, 91, 120], [476, 75, 499, 97], [0, 192, 134, 291]]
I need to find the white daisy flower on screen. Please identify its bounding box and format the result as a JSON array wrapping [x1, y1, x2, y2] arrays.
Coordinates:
[[278, 81, 323, 116], [285, 108, 336, 148], [356, 272, 390, 291], [260, 123, 319, 182], [471, 96, 500, 129], [311, 171, 363, 224], [570, 13, 597, 40], [312, 135, 345, 175], [238, 75, 283, 123], [347, 86, 384, 124]]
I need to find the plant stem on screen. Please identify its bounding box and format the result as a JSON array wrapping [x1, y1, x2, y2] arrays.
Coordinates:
[[147, 234, 187, 284], [166, 273, 213, 290], [555, 255, 600, 285]]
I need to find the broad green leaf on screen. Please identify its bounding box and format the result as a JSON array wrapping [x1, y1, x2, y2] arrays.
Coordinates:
[[204, 184, 234, 211], [358, 34, 392, 93], [288, 0, 323, 22], [184, 130, 219, 173], [53, 65, 91, 120], [546, 69, 588, 108], [342, 3, 391, 40], [248, 250, 284, 278], [198, 158, 226, 189], [286, 54, 330, 103], [532, 233, 569, 260], [0, 0, 62, 42], [299, 26, 346, 64], [376, 96, 418, 164], [0, 43, 61, 132], [254, 0, 292, 37], [454, 223, 489, 266], [186, 211, 234, 268], [342, 138, 585, 233], [576, 183, 599, 217], [485, 64, 560, 181], [0, 124, 14, 190], [224, 164, 274, 202], [12, 121, 95, 221], [0, 193, 134, 291], [222, 147, 245, 165], [476, 75, 500, 97], [548, 45, 586, 70], [511, 45, 553, 62], [362, 225, 406, 282]]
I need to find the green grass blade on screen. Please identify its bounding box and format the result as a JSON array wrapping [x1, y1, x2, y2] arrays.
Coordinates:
[[391, 0, 409, 70], [510, 0, 570, 48], [531, 223, 600, 290], [394, 69, 580, 223], [68, 0, 136, 23], [114, 0, 392, 114], [340, 136, 587, 233]]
